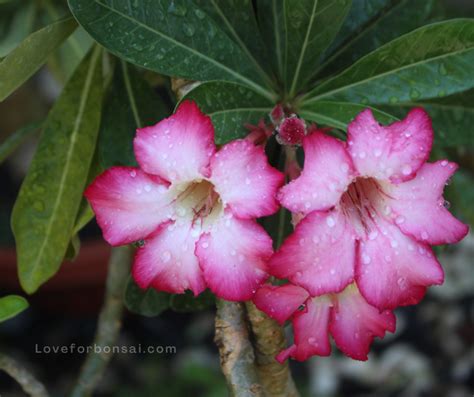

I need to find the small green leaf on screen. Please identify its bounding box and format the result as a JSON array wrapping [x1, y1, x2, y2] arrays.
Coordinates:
[[170, 290, 215, 312], [299, 100, 398, 130], [382, 89, 474, 147], [0, 295, 28, 322], [304, 20, 474, 105], [12, 46, 103, 294], [124, 277, 170, 317], [182, 81, 273, 144], [65, 234, 81, 261], [67, 0, 275, 100], [99, 61, 170, 169], [0, 121, 41, 165], [258, 0, 351, 95], [0, 17, 77, 101]]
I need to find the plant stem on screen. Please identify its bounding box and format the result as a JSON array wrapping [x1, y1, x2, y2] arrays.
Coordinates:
[[245, 302, 300, 397], [215, 300, 263, 397], [69, 246, 132, 397], [0, 353, 49, 397]]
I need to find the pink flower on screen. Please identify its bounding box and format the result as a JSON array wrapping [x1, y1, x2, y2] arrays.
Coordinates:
[[271, 108, 469, 310], [85, 101, 284, 301], [254, 282, 395, 361]]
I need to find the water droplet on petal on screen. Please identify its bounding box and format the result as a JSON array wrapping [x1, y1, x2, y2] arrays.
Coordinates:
[[161, 251, 171, 263], [326, 216, 336, 228], [402, 164, 412, 175]]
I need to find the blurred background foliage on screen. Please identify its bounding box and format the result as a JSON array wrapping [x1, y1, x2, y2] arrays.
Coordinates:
[[0, 0, 473, 396]]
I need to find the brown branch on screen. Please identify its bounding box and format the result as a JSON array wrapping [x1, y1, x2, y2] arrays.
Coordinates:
[[69, 245, 133, 397], [0, 352, 49, 397], [246, 302, 300, 397], [215, 300, 263, 397]]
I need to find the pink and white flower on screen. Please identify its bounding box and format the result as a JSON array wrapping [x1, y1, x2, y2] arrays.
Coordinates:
[[254, 282, 395, 361], [85, 101, 283, 301], [272, 108, 468, 310]]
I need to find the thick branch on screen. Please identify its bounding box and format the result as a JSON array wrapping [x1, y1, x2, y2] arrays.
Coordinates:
[[215, 300, 263, 397], [246, 302, 299, 397], [70, 245, 132, 397], [0, 353, 49, 397]]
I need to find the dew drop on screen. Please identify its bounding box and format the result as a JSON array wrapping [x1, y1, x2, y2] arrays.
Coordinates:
[[201, 242, 209, 249], [402, 164, 412, 175], [161, 251, 171, 263], [362, 254, 371, 265], [326, 216, 336, 228]]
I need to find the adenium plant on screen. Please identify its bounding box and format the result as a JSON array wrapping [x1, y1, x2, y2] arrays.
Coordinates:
[[1, 0, 473, 395]]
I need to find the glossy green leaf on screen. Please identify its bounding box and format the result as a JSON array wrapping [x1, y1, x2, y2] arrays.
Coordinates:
[[382, 89, 474, 147], [0, 121, 41, 165], [0, 17, 77, 101], [170, 290, 215, 312], [304, 20, 474, 105], [65, 234, 81, 261], [193, 0, 272, 84], [299, 100, 398, 130], [257, 0, 351, 95], [0, 295, 28, 322], [12, 47, 103, 294], [0, 1, 36, 57], [99, 61, 170, 169], [67, 0, 275, 100], [182, 81, 273, 144], [124, 277, 170, 317], [447, 170, 474, 227], [318, 0, 436, 78]]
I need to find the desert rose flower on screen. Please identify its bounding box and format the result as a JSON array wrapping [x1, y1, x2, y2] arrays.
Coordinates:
[[254, 282, 395, 361], [272, 108, 468, 310], [85, 101, 283, 301]]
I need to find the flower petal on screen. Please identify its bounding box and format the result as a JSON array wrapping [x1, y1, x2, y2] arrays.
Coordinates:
[[329, 284, 396, 361], [385, 161, 469, 245], [278, 132, 355, 214], [85, 166, 171, 246], [279, 297, 332, 362], [132, 219, 206, 295], [347, 108, 433, 183], [134, 100, 216, 183], [209, 140, 284, 218], [196, 213, 271, 301], [253, 284, 310, 325], [270, 210, 356, 296], [355, 215, 444, 310]]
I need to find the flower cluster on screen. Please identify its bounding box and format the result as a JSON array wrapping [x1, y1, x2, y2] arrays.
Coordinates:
[[86, 102, 468, 361], [254, 108, 468, 361]]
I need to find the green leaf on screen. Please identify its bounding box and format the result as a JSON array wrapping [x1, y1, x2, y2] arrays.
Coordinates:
[[124, 277, 170, 317], [257, 0, 351, 95], [12, 46, 103, 294], [67, 0, 275, 100], [447, 170, 474, 227], [0, 1, 37, 57], [65, 233, 81, 261], [0, 295, 28, 322], [182, 81, 273, 144], [99, 61, 170, 169], [170, 290, 215, 312], [304, 19, 474, 105], [318, 0, 436, 78], [299, 100, 398, 130], [0, 121, 41, 165], [193, 0, 273, 84], [0, 17, 77, 101], [382, 89, 474, 147]]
